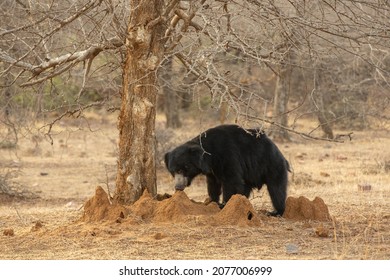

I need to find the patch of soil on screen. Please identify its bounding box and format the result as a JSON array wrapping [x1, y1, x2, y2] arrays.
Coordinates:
[[127, 189, 221, 223], [83, 187, 331, 227], [82, 186, 330, 226], [82, 186, 128, 222], [0, 191, 39, 203], [83, 187, 264, 226], [210, 194, 262, 226], [136, 190, 220, 223], [283, 196, 331, 221]]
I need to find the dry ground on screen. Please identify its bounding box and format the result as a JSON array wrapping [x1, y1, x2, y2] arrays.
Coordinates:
[[0, 113, 389, 259]]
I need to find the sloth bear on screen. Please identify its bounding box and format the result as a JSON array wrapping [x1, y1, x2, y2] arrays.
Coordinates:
[[164, 124, 290, 216]]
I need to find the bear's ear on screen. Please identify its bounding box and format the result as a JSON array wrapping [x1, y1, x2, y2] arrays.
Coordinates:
[[188, 144, 202, 154], [164, 152, 175, 177], [196, 150, 212, 174], [187, 145, 211, 174]]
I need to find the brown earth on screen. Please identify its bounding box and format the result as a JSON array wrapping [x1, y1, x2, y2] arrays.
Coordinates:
[[283, 196, 330, 221], [83, 186, 264, 226], [0, 113, 389, 259]]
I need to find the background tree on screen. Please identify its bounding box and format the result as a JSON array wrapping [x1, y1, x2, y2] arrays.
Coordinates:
[[1, 0, 389, 203], [160, 57, 182, 129]]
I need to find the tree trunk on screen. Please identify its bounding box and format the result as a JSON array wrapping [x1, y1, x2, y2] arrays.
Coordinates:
[[313, 69, 334, 139], [271, 67, 290, 141], [162, 58, 182, 129], [165, 89, 182, 129], [3, 67, 11, 119], [317, 109, 334, 139], [114, 0, 165, 204]]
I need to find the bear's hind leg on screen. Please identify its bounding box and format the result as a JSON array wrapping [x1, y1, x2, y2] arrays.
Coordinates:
[[266, 179, 287, 216]]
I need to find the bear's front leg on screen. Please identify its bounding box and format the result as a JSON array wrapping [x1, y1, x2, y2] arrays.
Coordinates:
[[206, 174, 222, 203], [221, 177, 249, 205]]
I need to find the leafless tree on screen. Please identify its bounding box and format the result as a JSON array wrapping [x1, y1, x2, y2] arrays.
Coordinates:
[[159, 57, 182, 129], [1, 0, 389, 203]]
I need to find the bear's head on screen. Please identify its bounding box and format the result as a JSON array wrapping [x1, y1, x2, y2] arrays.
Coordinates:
[[164, 144, 211, 190]]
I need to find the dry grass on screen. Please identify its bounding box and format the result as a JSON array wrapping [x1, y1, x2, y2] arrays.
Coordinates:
[[0, 113, 389, 260]]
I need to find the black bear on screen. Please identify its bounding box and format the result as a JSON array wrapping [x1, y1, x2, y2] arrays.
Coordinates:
[[164, 124, 290, 216]]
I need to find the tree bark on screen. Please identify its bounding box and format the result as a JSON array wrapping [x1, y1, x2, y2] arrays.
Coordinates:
[[271, 66, 290, 141], [162, 58, 182, 129], [314, 68, 334, 139], [114, 0, 165, 204]]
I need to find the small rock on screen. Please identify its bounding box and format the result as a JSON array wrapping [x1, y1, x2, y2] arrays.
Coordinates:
[[153, 232, 166, 240], [286, 243, 299, 254], [336, 155, 348, 161], [358, 184, 372, 191], [3, 229, 14, 236], [320, 172, 330, 177], [315, 223, 329, 237], [31, 221, 43, 232]]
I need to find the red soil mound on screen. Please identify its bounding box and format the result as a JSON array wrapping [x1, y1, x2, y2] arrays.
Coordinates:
[[82, 187, 261, 226], [130, 190, 220, 223], [83, 187, 330, 226], [211, 194, 262, 226], [283, 196, 331, 221], [82, 186, 128, 222]]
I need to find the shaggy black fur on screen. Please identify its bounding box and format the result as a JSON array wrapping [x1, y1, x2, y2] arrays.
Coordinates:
[[164, 124, 290, 216]]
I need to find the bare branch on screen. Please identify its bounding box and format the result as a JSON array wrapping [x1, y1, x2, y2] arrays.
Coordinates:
[[0, 50, 35, 72], [165, 0, 206, 52], [40, 99, 108, 145], [15, 38, 123, 86], [242, 113, 351, 143]]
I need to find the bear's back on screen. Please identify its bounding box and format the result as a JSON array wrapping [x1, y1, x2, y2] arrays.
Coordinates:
[[188, 124, 270, 157]]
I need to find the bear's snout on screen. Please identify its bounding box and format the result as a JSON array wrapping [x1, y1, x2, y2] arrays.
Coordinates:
[[174, 173, 188, 190]]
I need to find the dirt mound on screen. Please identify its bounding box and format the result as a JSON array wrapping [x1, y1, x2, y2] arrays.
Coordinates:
[[283, 196, 331, 221], [82, 187, 264, 226], [127, 189, 158, 221], [129, 191, 262, 226], [130, 190, 220, 223], [153, 191, 221, 223], [83, 188, 330, 225], [211, 194, 262, 226], [82, 186, 128, 222]]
